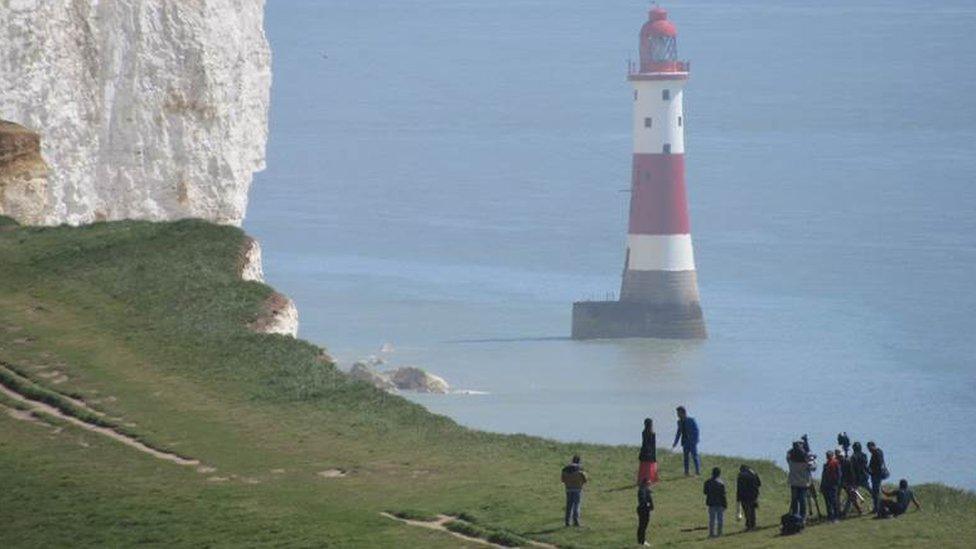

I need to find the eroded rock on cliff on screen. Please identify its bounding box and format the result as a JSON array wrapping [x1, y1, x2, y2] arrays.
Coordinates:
[[248, 292, 299, 338], [237, 237, 299, 337], [238, 237, 265, 282], [0, 121, 49, 224], [0, 0, 271, 226]]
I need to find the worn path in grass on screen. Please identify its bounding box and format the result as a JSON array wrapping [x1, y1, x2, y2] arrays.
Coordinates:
[[0, 362, 200, 466], [381, 513, 508, 548], [1, 218, 974, 548]]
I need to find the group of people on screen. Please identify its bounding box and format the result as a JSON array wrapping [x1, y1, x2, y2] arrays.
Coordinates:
[[559, 407, 921, 545], [784, 432, 921, 533]]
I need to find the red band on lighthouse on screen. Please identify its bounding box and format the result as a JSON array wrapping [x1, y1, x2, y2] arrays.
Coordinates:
[[629, 153, 690, 235]]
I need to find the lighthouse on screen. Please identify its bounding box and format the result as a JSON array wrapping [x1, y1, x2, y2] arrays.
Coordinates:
[[572, 6, 706, 339]]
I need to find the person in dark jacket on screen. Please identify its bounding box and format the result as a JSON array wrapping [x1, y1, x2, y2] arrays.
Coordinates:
[[867, 441, 888, 515], [879, 479, 921, 518], [636, 478, 654, 546], [703, 467, 727, 538], [736, 464, 761, 530], [638, 418, 659, 485], [838, 448, 864, 516], [821, 451, 842, 522], [560, 455, 588, 527], [672, 406, 701, 476], [851, 442, 871, 493]]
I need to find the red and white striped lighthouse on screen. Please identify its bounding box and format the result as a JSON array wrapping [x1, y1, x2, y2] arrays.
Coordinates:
[[572, 6, 705, 339]]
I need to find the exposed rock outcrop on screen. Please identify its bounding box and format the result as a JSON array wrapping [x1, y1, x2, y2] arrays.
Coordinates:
[[237, 237, 299, 338], [0, 0, 271, 226], [349, 361, 396, 392], [347, 361, 450, 394], [239, 237, 265, 282], [0, 121, 49, 224], [315, 349, 336, 368], [388, 367, 450, 394], [249, 292, 299, 338]]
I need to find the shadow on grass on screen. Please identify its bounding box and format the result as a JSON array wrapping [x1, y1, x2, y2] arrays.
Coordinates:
[[717, 524, 778, 537], [521, 526, 565, 536]]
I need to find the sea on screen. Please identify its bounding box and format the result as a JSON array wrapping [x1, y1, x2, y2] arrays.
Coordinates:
[[246, 0, 976, 490]]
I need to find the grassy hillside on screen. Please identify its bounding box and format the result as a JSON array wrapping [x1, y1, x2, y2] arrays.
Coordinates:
[[1, 218, 973, 547]]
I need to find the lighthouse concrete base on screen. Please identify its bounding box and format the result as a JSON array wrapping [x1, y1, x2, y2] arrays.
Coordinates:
[[571, 300, 706, 340]]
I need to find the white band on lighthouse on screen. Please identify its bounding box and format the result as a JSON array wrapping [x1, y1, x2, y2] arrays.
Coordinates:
[[626, 233, 696, 271], [632, 82, 685, 154]]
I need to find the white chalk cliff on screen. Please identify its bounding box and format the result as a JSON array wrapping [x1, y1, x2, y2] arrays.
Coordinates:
[[0, 0, 271, 226], [1, 1, 297, 337]]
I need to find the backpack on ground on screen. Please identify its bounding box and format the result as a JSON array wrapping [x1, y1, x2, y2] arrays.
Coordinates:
[[780, 513, 804, 536]]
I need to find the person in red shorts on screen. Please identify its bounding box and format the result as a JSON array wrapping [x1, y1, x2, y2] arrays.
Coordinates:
[[638, 418, 659, 485]]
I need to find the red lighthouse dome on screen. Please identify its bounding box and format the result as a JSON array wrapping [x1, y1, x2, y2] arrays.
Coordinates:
[[647, 7, 677, 37], [637, 7, 686, 74]]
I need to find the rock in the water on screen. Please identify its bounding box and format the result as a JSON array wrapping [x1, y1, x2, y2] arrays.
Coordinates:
[[388, 367, 450, 394], [348, 362, 395, 391], [0, 0, 271, 226], [347, 360, 449, 394]]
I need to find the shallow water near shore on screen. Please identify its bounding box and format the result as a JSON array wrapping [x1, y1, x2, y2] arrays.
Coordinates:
[[247, 0, 976, 489]]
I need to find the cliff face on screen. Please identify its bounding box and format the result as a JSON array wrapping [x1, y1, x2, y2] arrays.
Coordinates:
[[0, 0, 271, 226]]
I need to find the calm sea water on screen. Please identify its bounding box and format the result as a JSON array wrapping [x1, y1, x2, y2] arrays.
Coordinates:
[[246, 0, 976, 489]]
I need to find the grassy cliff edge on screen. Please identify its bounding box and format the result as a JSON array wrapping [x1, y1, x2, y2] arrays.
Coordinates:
[[0, 219, 973, 547]]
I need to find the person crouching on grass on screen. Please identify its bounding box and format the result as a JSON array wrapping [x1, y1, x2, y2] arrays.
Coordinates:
[[703, 467, 727, 538], [879, 479, 921, 518], [636, 478, 654, 546]]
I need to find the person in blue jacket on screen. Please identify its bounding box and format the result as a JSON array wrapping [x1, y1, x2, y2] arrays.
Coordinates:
[[672, 406, 701, 476]]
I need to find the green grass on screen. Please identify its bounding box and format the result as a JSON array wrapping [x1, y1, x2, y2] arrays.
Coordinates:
[[0, 219, 974, 548]]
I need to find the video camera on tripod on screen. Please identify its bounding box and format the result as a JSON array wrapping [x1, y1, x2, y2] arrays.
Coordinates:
[[800, 434, 823, 519], [837, 432, 851, 457]]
